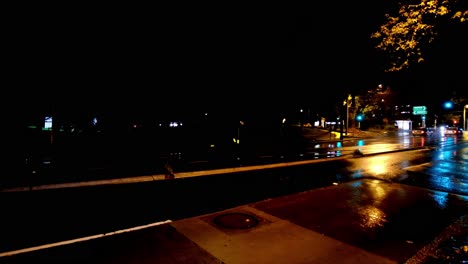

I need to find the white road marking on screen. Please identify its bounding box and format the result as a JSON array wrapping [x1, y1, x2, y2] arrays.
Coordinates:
[[0, 219, 172, 258]]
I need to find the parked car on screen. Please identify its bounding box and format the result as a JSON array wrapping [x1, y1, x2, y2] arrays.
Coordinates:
[[411, 127, 434, 136], [443, 126, 463, 136]]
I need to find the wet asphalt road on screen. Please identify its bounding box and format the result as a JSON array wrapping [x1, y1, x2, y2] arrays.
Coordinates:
[[1, 130, 467, 262], [1, 145, 468, 263]]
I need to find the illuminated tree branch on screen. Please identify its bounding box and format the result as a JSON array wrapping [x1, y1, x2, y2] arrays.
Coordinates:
[[371, 0, 467, 72]]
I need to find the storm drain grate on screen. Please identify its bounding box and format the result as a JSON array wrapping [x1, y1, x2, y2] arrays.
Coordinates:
[[212, 212, 259, 229]]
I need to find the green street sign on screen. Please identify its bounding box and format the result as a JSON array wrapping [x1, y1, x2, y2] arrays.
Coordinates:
[[413, 106, 427, 115]]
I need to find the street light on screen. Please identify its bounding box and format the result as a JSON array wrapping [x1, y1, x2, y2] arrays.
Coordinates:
[[464, 104, 468, 131], [343, 94, 352, 136]]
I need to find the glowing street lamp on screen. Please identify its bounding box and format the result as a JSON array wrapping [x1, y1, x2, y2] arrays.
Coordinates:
[[343, 94, 352, 136], [464, 104, 468, 131]]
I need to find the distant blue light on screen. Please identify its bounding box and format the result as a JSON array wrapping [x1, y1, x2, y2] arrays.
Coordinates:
[[444, 101, 453, 109], [357, 140, 364, 146]]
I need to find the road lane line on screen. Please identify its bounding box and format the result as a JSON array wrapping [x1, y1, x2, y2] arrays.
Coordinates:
[[0, 219, 172, 258]]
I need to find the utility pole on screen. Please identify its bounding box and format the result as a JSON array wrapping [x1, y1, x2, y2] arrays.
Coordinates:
[[341, 94, 352, 139], [464, 104, 468, 131], [346, 94, 352, 136], [340, 118, 344, 141]]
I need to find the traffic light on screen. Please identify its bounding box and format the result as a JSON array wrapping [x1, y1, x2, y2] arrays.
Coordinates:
[[356, 114, 363, 129], [444, 101, 453, 109], [356, 114, 363, 121]]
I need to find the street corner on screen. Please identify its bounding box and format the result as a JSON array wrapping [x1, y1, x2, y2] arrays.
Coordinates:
[[405, 214, 468, 264]]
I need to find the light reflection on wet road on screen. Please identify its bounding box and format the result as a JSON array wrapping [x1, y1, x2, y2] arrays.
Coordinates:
[[324, 131, 468, 197], [252, 178, 468, 262], [403, 141, 468, 196], [1, 130, 467, 262]]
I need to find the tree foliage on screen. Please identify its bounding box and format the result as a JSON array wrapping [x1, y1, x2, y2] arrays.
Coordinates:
[[371, 0, 467, 72], [356, 84, 396, 127]]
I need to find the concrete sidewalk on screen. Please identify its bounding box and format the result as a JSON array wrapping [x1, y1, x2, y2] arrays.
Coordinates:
[[162, 180, 467, 264], [170, 205, 396, 264]]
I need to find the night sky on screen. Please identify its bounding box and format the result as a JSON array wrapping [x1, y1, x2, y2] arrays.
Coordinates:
[[7, 2, 468, 120]]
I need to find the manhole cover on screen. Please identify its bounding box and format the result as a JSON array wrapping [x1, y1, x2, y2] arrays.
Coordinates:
[[212, 212, 259, 229]]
